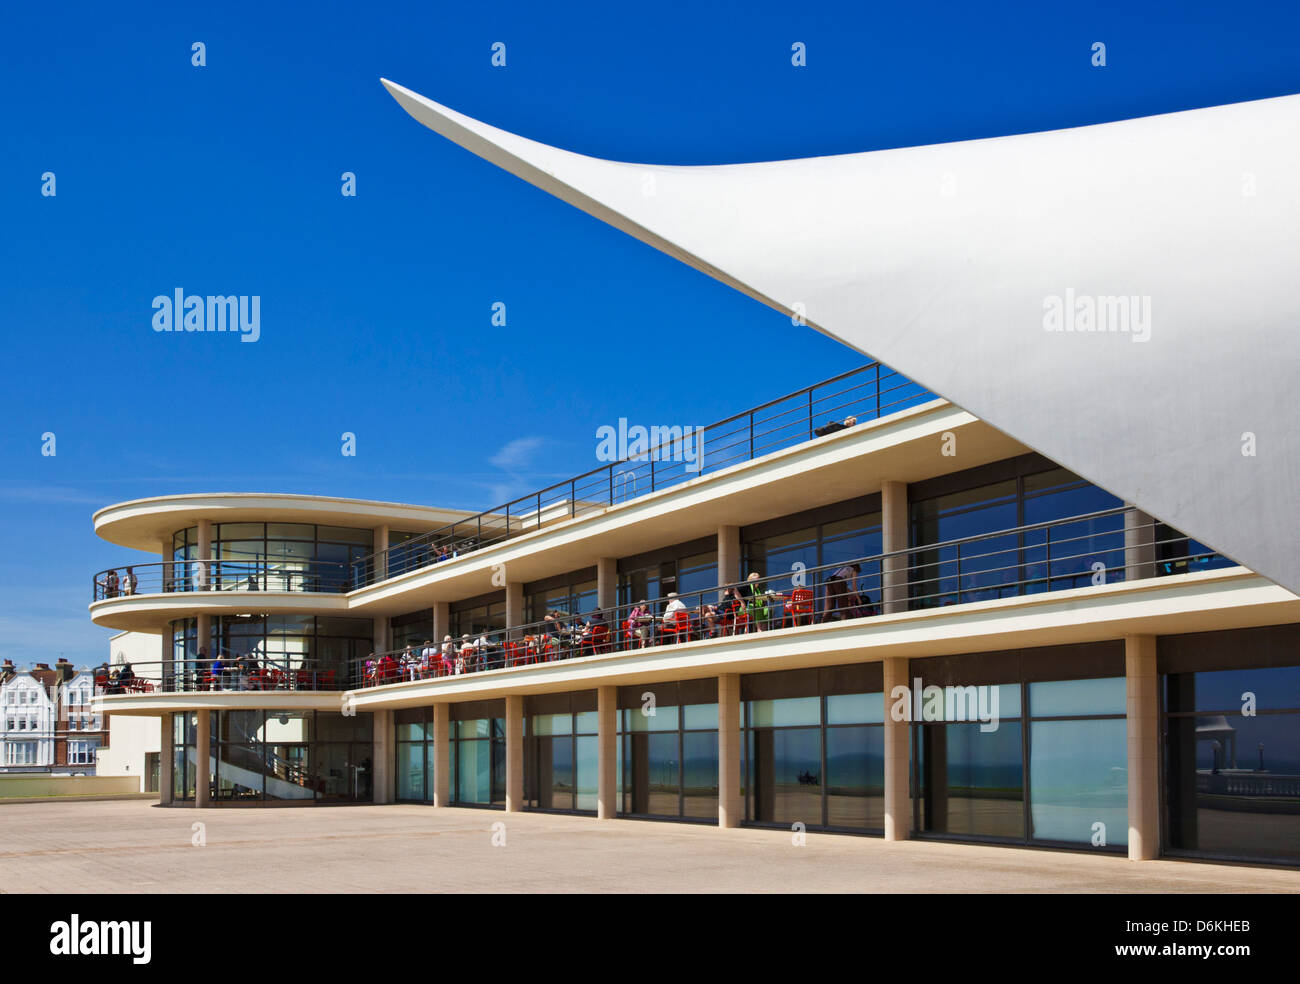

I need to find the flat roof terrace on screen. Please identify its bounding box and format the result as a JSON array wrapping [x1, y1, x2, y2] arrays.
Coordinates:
[[0, 799, 1295, 893]]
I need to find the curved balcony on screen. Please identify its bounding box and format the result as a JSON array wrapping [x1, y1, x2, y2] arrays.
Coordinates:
[[91, 658, 350, 694], [92, 559, 354, 602]]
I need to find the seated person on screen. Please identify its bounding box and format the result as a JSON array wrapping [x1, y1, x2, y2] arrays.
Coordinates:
[[661, 593, 688, 638]]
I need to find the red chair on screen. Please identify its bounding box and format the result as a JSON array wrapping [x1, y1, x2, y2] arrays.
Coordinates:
[[320, 670, 335, 689], [588, 623, 611, 655], [784, 587, 815, 627], [726, 610, 751, 636], [662, 610, 692, 644]]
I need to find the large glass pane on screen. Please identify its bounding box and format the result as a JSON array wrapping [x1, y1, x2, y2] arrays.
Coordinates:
[[623, 731, 680, 816], [534, 736, 574, 810], [397, 742, 427, 801], [826, 725, 884, 829], [1030, 678, 1125, 717], [625, 704, 679, 732], [749, 726, 821, 826], [457, 739, 494, 804], [1166, 699, 1300, 862], [1029, 718, 1126, 845], [748, 697, 820, 728], [575, 735, 598, 811], [826, 692, 884, 725], [682, 730, 718, 818], [920, 721, 1024, 839], [1169, 665, 1300, 714]]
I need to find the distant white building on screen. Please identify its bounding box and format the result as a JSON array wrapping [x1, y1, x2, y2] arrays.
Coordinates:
[[1, 669, 57, 771]]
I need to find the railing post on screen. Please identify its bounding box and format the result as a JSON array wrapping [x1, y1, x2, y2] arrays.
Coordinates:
[[808, 388, 814, 439], [571, 480, 576, 518], [876, 363, 882, 417], [749, 410, 755, 458]]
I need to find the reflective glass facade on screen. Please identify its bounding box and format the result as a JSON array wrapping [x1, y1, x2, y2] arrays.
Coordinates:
[[524, 693, 599, 812], [618, 680, 719, 820], [170, 615, 372, 688], [1163, 625, 1300, 864], [742, 666, 885, 832], [913, 645, 1127, 849]]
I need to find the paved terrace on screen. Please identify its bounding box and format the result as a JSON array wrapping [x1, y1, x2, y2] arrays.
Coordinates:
[[0, 800, 1296, 893]]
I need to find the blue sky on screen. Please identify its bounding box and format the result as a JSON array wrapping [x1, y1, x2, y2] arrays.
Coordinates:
[[2, 0, 1298, 667]]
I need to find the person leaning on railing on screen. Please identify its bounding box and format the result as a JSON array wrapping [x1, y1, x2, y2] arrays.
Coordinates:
[[819, 562, 862, 623]]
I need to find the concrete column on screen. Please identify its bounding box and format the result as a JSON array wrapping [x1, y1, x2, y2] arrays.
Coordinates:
[[882, 656, 911, 840], [1126, 634, 1160, 860], [881, 481, 909, 614], [718, 672, 742, 828], [1124, 506, 1157, 582], [159, 712, 174, 803], [373, 525, 389, 581], [505, 581, 524, 638], [160, 629, 173, 694], [597, 685, 617, 819], [196, 519, 211, 590], [432, 601, 450, 648], [596, 557, 618, 611], [373, 709, 393, 804], [505, 695, 524, 811], [373, 618, 390, 655], [195, 709, 211, 808], [195, 613, 211, 690], [433, 704, 451, 806], [718, 525, 741, 589], [160, 538, 172, 593]]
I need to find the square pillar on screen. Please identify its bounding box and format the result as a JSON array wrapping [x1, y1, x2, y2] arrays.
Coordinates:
[[597, 685, 617, 819], [159, 712, 174, 804], [1124, 506, 1157, 583], [159, 538, 173, 594], [718, 672, 742, 828], [195, 613, 211, 690], [373, 709, 394, 804], [1126, 634, 1160, 860], [194, 709, 211, 808], [505, 695, 524, 811], [373, 525, 389, 581], [196, 519, 211, 590], [372, 619, 390, 655], [505, 582, 524, 639], [882, 656, 911, 840], [881, 481, 909, 614], [596, 557, 618, 612], [718, 525, 740, 588], [433, 704, 451, 806], [432, 602, 450, 650]]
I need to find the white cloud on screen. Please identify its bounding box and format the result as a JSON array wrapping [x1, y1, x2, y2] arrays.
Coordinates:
[[489, 436, 545, 471]]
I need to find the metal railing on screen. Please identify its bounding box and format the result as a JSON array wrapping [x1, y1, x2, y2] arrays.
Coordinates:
[[92, 658, 349, 694], [91, 509, 1234, 696], [350, 507, 1234, 689], [359, 363, 934, 585], [92, 559, 354, 602]]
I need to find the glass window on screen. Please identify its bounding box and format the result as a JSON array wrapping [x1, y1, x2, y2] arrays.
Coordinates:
[[1029, 718, 1127, 845], [1030, 677, 1125, 717]]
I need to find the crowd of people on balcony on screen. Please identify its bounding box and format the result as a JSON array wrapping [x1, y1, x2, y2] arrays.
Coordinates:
[[359, 567, 879, 687], [95, 567, 137, 599]]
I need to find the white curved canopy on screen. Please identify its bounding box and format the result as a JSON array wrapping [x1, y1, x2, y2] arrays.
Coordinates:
[[381, 78, 1300, 595]]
